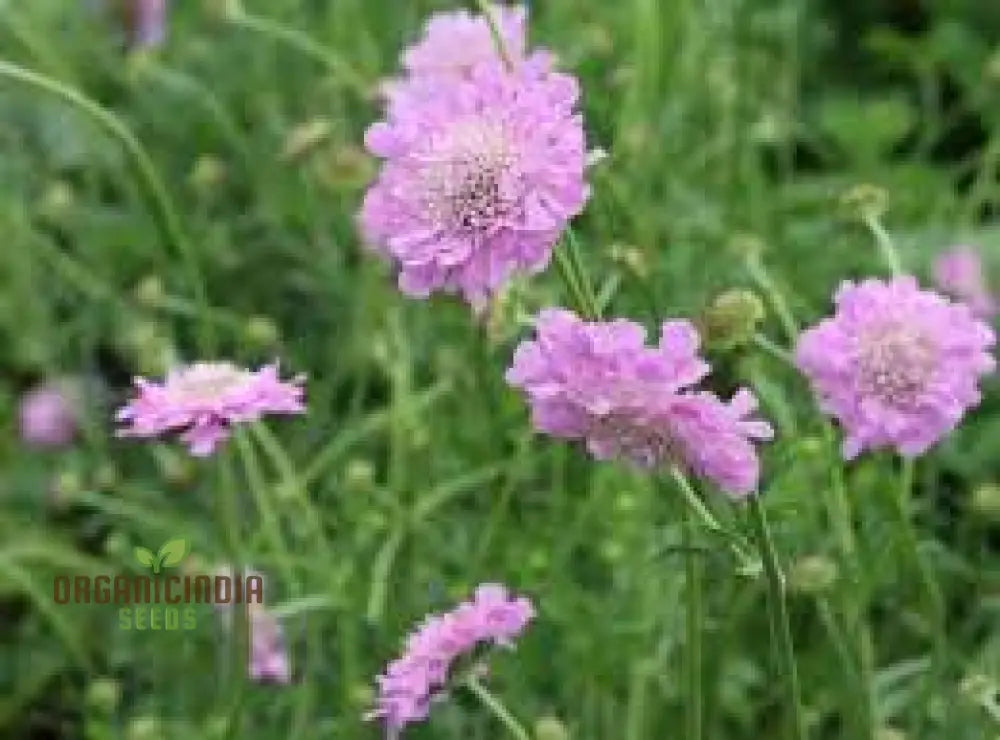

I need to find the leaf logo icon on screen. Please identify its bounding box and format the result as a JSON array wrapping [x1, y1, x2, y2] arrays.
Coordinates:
[[134, 539, 188, 573]]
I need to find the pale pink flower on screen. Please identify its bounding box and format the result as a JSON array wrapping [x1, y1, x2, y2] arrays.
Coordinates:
[[932, 246, 997, 318], [116, 362, 305, 456], [19, 381, 79, 448], [367, 584, 534, 735], [797, 276, 996, 459]]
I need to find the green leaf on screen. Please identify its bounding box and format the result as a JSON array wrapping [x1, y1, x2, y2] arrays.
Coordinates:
[[133, 547, 155, 568], [157, 538, 188, 569]]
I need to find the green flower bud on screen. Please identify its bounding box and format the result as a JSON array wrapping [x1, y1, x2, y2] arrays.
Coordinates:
[[608, 244, 648, 279], [134, 275, 165, 308], [86, 678, 121, 716], [875, 728, 905, 740], [281, 118, 333, 162], [534, 715, 571, 740], [840, 184, 889, 222], [189, 155, 226, 192], [127, 716, 165, 740], [244, 316, 280, 347], [94, 464, 119, 491], [699, 288, 766, 350], [344, 459, 376, 493], [38, 181, 74, 221], [971, 483, 1000, 521], [789, 555, 838, 595], [104, 531, 130, 559]]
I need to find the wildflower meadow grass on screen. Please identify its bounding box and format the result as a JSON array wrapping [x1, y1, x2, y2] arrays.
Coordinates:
[[1, 1, 999, 739]]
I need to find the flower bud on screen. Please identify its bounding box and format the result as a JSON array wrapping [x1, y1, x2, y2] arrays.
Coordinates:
[[189, 155, 226, 192], [534, 715, 571, 740], [127, 715, 165, 740], [86, 678, 121, 716], [281, 118, 333, 162], [875, 728, 905, 740], [699, 288, 766, 350], [134, 275, 166, 308], [37, 181, 74, 221], [970, 483, 1000, 521], [343, 459, 376, 493], [789, 555, 838, 595], [840, 184, 889, 222], [608, 244, 648, 279], [244, 316, 280, 348]]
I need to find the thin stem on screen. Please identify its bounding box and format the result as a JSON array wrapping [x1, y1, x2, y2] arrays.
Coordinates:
[[683, 508, 703, 740], [822, 427, 876, 739], [464, 675, 531, 740], [892, 457, 948, 725], [753, 333, 796, 368], [862, 214, 903, 277], [669, 468, 761, 577], [472, 0, 514, 68], [565, 227, 602, 319], [553, 240, 597, 319], [217, 452, 248, 736], [748, 496, 808, 740], [0, 60, 213, 353], [224, 8, 369, 97], [745, 252, 798, 344]]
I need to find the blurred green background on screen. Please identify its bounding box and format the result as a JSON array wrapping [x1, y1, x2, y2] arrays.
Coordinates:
[[0, 1, 999, 738]]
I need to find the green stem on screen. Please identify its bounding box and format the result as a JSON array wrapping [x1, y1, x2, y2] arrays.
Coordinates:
[[217, 452, 247, 737], [745, 252, 798, 344], [683, 508, 703, 740], [0, 59, 213, 353], [892, 458, 948, 725], [748, 496, 808, 740], [465, 675, 531, 740], [669, 468, 760, 576], [823, 427, 876, 739], [473, 0, 514, 68], [224, 8, 368, 97], [862, 214, 903, 277]]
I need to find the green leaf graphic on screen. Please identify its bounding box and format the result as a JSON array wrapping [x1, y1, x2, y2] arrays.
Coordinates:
[[157, 538, 188, 569], [134, 547, 155, 569]]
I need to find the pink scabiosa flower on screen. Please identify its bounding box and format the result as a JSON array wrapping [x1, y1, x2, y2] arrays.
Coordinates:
[[796, 276, 996, 459], [932, 246, 997, 319], [505, 309, 774, 496], [116, 362, 305, 457], [367, 584, 534, 735], [361, 53, 588, 309], [19, 381, 79, 448]]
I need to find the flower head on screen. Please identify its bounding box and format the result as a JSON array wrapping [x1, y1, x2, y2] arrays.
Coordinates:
[[505, 309, 773, 495], [367, 584, 534, 735], [796, 276, 996, 459], [19, 381, 79, 448], [932, 246, 997, 318], [116, 362, 305, 457], [361, 50, 587, 309]]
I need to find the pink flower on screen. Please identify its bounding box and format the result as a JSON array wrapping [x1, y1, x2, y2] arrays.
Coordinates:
[[932, 246, 997, 318], [361, 50, 588, 309], [213, 566, 291, 685], [249, 609, 291, 684], [505, 309, 774, 496], [19, 381, 79, 448], [796, 276, 996, 459], [367, 584, 534, 735], [116, 362, 305, 457], [402, 4, 526, 77], [127, 0, 167, 49]]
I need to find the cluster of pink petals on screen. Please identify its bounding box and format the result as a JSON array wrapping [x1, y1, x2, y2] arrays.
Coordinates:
[[19, 381, 79, 448], [796, 276, 996, 459], [368, 584, 534, 735], [116, 362, 305, 457], [361, 6, 588, 309], [401, 4, 527, 78], [505, 309, 774, 496], [932, 246, 997, 319]]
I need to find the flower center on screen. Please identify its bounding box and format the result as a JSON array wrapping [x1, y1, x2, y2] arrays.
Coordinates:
[[594, 411, 679, 468], [173, 362, 248, 403], [420, 119, 519, 236], [856, 322, 938, 406]]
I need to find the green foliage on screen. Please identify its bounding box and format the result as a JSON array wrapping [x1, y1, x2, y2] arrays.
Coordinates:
[[0, 1, 998, 739]]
